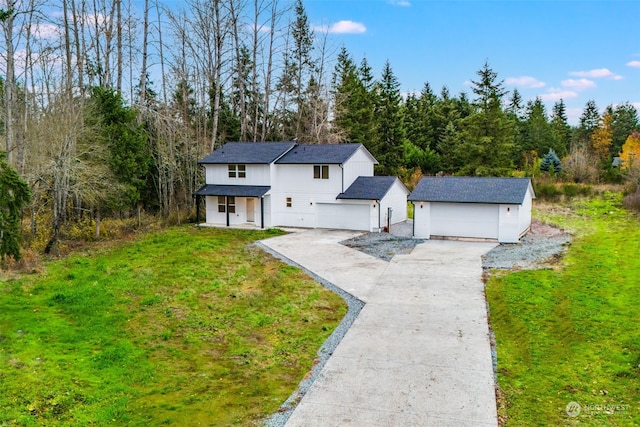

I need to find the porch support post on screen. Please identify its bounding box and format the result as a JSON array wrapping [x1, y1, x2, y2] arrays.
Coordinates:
[[260, 197, 265, 229], [195, 195, 201, 225]]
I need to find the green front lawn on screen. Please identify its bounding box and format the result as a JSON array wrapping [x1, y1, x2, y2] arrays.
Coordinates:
[[487, 192, 640, 425], [0, 227, 346, 426]]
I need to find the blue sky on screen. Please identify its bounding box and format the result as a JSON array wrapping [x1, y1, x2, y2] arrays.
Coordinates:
[[305, 0, 640, 124]]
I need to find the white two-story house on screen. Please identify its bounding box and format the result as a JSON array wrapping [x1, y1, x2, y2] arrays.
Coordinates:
[[195, 142, 409, 231]]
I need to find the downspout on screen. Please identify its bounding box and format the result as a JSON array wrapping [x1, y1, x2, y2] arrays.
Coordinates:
[[340, 164, 344, 192], [377, 200, 381, 231], [260, 197, 265, 229]]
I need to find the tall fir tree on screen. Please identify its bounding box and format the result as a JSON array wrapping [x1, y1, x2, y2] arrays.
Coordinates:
[[573, 99, 600, 149], [459, 62, 514, 176], [610, 102, 640, 156], [522, 97, 552, 156], [375, 60, 404, 175], [550, 99, 571, 157]]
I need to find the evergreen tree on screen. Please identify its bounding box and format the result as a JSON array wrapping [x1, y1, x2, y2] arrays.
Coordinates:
[[0, 151, 30, 261], [550, 99, 571, 157], [332, 50, 378, 150], [459, 62, 514, 176], [573, 100, 600, 148], [89, 86, 151, 209], [540, 149, 562, 174], [437, 121, 463, 173], [522, 97, 552, 156], [375, 60, 404, 175], [611, 102, 640, 155]]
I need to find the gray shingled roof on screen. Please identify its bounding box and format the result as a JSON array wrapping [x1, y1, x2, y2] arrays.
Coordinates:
[[408, 177, 533, 204], [276, 143, 375, 164], [195, 184, 270, 198], [337, 176, 405, 200], [199, 142, 295, 164]]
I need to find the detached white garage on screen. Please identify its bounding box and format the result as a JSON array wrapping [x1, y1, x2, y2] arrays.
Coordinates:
[[409, 177, 535, 243]]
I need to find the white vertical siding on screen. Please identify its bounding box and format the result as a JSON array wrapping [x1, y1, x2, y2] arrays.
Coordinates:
[[342, 148, 375, 189], [379, 179, 409, 227], [413, 201, 431, 238], [518, 186, 533, 236], [498, 204, 520, 243], [272, 164, 344, 227], [205, 164, 271, 186]]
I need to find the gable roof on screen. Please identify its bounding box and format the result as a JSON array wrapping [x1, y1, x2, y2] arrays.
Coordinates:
[[276, 143, 376, 164], [198, 142, 295, 164], [338, 176, 408, 200], [408, 176, 534, 205]]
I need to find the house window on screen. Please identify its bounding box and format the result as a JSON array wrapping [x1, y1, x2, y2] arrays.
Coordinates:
[[286, 197, 292, 208], [228, 164, 246, 178], [313, 165, 329, 179], [218, 196, 236, 213]]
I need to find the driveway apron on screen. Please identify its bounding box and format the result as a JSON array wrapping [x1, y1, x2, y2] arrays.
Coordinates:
[[261, 229, 498, 426]]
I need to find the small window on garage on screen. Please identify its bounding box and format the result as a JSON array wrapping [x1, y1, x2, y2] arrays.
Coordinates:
[[286, 197, 292, 207], [217, 196, 225, 213], [313, 165, 329, 179], [228, 196, 236, 213]]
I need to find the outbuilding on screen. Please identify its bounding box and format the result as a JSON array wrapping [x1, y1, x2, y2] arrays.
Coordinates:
[[409, 176, 535, 243]]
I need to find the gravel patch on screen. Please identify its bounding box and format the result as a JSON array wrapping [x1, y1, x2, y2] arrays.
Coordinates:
[[482, 220, 572, 270], [340, 232, 426, 261], [255, 242, 364, 427]]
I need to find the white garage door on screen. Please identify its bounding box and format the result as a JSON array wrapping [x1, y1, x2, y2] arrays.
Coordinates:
[[431, 203, 499, 239], [317, 203, 370, 231]]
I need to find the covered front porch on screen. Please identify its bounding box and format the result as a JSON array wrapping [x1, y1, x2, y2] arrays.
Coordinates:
[[194, 184, 270, 229]]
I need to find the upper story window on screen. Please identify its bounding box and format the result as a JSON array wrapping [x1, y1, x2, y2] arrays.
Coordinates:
[[313, 165, 329, 179], [228, 164, 246, 178]]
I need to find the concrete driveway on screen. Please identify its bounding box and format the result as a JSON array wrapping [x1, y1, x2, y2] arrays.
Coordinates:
[[261, 229, 498, 426]]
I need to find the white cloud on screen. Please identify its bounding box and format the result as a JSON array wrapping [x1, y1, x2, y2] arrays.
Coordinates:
[[569, 68, 622, 80], [314, 20, 366, 34], [539, 89, 579, 102], [34, 23, 59, 40], [627, 61, 640, 68], [566, 107, 583, 126], [505, 76, 545, 89], [327, 20, 366, 34], [389, 0, 411, 6], [561, 78, 596, 91]]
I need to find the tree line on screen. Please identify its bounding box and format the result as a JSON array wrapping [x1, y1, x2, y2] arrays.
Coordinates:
[[0, 0, 639, 258]]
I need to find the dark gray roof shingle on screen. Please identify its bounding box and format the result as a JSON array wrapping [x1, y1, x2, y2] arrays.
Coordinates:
[[276, 143, 374, 164], [195, 184, 270, 198], [408, 177, 533, 204], [337, 176, 405, 200], [199, 142, 295, 164]]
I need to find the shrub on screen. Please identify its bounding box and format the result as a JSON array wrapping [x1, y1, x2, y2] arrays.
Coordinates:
[[533, 182, 562, 200], [623, 187, 640, 212]]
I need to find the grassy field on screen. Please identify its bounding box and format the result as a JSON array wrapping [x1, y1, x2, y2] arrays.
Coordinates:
[[486, 192, 640, 426], [0, 227, 346, 426]]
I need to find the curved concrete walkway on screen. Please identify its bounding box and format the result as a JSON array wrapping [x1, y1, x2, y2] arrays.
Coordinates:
[[261, 229, 498, 427]]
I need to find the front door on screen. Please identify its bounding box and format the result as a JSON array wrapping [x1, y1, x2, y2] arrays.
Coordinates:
[[246, 198, 255, 222]]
